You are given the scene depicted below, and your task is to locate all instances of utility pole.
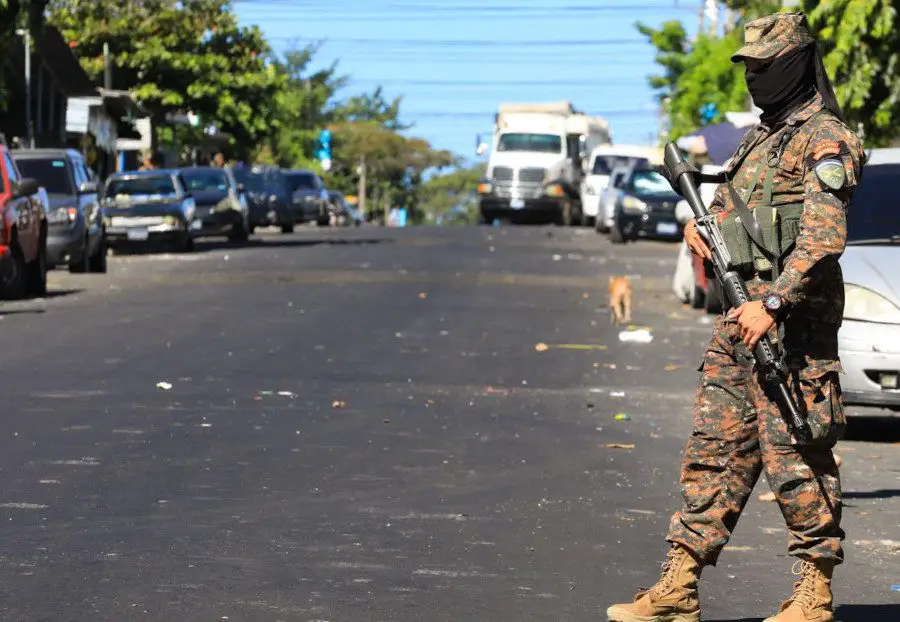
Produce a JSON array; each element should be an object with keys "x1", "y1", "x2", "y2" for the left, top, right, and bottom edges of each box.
[
  {"x1": 103, "y1": 42, "x2": 112, "y2": 89},
  {"x1": 16, "y1": 29, "x2": 34, "y2": 148},
  {"x1": 356, "y1": 156, "x2": 367, "y2": 223}
]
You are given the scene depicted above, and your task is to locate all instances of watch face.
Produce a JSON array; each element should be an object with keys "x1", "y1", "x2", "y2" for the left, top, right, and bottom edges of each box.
[{"x1": 765, "y1": 295, "x2": 781, "y2": 311}]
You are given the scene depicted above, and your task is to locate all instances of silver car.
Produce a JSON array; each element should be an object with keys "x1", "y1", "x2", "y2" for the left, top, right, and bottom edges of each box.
[{"x1": 838, "y1": 147, "x2": 900, "y2": 411}]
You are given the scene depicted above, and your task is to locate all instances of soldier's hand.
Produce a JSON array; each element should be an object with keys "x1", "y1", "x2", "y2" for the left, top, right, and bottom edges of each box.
[
  {"x1": 729, "y1": 300, "x2": 775, "y2": 351},
  {"x1": 684, "y1": 219, "x2": 712, "y2": 261}
]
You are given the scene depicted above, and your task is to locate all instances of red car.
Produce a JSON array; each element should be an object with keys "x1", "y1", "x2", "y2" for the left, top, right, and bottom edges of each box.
[
  {"x1": 690, "y1": 254, "x2": 723, "y2": 314},
  {"x1": 0, "y1": 146, "x2": 48, "y2": 298}
]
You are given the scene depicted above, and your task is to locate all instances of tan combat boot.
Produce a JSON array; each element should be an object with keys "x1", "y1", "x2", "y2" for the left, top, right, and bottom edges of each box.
[
  {"x1": 764, "y1": 559, "x2": 835, "y2": 622},
  {"x1": 606, "y1": 544, "x2": 702, "y2": 622}
]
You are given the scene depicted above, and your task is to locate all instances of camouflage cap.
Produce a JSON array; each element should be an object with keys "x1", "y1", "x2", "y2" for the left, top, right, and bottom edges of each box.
[{"x1": 731, "y1": 12, "x2": 815, "y2": 63}]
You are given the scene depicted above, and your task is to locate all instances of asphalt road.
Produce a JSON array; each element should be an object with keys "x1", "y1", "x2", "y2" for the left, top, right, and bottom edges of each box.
[{"x1": 0, "y1": 225, "x2": 897, "y2": 622}]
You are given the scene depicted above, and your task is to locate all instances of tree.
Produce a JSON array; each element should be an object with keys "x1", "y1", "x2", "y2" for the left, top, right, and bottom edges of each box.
[
  {"x1": 47, "y1": 0, "x2": 282, "y2": 157},
  {"x1": 634, "y1": 20, "x2": 689, "y2": 104},
  {"x1": 808, "y1": 0, "x2": 899, "y2": 146},
  {"x1": 417, "y1": 163, "x2": 485, "y2": 225}
]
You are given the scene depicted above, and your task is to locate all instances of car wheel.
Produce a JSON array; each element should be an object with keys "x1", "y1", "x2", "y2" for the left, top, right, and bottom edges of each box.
[
  {"x1": 609, "y1": 217, "x2": 626, "y2": 244},
  {"x1": 68, "y1": 236, "x2": 89, "y2": 273},
  {"x1": 228, "y1": 220, "x2": 249, "y2": 243},
  {"x1": 281, "y1": 223, "x2": 295, "y2": 234},
  {"x1": 690, "y1": 283, "x2": 706, "y2": 309},
  {"x1": 24, "y1": 238, "x2": 47, "y2": 297},
  {"x1": 248, "y1": 224, "x2": 257, "y2": 235},
  {"x1": 175, "y1": 233, "x2": 194, "y2": 253},
  {"x1": 88, "y1": 232, "x2": 108, "y2": 274}
]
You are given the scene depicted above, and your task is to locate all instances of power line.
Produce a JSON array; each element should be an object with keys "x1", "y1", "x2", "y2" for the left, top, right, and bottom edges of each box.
[
  {"x1": 403, "y1": 110, "x2": 656, "y2": 118},
  {"x1": 264, "y1": 36, "x2": 646, "y2": 47},
  {"x1": 347, "y1": 78, "x2": 645, "y2": 87}
]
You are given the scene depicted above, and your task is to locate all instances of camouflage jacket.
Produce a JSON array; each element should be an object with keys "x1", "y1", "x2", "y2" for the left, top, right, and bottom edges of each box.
[{"x1": 708, "y1": 94, "x2": 864, "y2": 372}]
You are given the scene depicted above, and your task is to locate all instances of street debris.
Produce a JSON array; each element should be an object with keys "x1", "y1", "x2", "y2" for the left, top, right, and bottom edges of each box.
[
  {"x1": 758, "y1": 492, "x2": 777, "y2": 502},
  {"x1": 664, "y1": 364, "x2": 682, "y2": 371},
  {"x1": 534, "y1": 343, "x2": 549, "y2": 352},
  {"x1": 605, "y1": 443, "x2": 635, "y2": 450},
  {"x1": 156, "y1": 381, "x2": 173, "y2": 391},
  {"x1": 536, "y1": 343, "x2": 608, "y2": 351},
  {"x1": 619, "y1": 328, "x2": 653, "y2": 343},
  {"x1": 277, "y1": 391, "x2": 296, "y2": 398},
  {"x1": 332, "y1": 400, "x2": 347, "y2": 409},
  {"x1": 614, "y1": 413, "x2": 632, "y2": 421},
  {"x1": 610, "y1": 391, "x2": 626, "y2": 397},
  {"x1": 483, "y1": 386, "x2": 510, "y2": 395},
  {"x1": 418, "y1": 292, "x2": 428, "y2": 299},
  {"x1": 552, "y1": 254, "x2": 562, "y2": 261}
]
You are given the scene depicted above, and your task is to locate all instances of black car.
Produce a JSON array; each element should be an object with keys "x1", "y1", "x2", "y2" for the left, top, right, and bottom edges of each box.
[
  {"x1": 609, "y1": 165, "x2": 685, "y2": 244},
  {"x1": 12, "y1": 148, "x2": 106, "y2": 272},
  {"x1": 102, "y1": 170, "x2": 197, "y2": 252},
  {"x1": 231, "y1": 165, "x2": 294, "y2": 234},
  {"x1": 283, "y1": 169, "x2": 329, "y2": 226},
  {"x1": 178, "y1": 167, "x2": 250, "y2": 242},
  {"x1": 327, "y1": 191, "x2": 352, "y2": 226}
]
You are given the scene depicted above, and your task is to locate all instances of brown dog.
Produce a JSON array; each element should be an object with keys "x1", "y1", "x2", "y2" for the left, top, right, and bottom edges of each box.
[{"x1": 608, "y1": 275, "x2": 633, "y2": 325}]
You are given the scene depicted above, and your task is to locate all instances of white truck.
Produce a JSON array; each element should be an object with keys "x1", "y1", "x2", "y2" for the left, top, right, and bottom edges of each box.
[{"x1": 476, "y1": 101, "x2": 611, "y2": 226}]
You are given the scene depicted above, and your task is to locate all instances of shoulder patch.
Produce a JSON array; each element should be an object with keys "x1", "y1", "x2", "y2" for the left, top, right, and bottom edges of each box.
[
  {"x1": 814, "y1": 159, "x2": 846, "y2": 190},
  {"x1": 812, "y1": 140, "x2": 841, "y2": 161}
]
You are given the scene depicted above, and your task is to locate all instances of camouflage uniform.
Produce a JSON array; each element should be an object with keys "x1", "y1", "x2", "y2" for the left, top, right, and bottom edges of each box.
[{"x1": 666, "y1": 18, "x2": 864, "y2": 569}]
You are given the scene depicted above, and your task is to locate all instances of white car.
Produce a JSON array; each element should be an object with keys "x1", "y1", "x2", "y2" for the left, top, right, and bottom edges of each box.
[
  {"x1": 581, "y1": 145, "x2": 662, "y2": 228},
  {"x1": 838, "y1": 147, "x2": 900, "y2": 411}
]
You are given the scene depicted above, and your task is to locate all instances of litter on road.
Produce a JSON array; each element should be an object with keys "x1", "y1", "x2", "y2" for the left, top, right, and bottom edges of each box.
[
  {"x1": 156, "y1": 381, "x2": 173, "y2": 391},
  {"x1": 605, "y1": 443, "x2": 636, "y2": 449},
  {"x1": 619, "y1": 328, "x2": 653, "y2": 343},
  {"x1": 614, "y1": 413, "x2": 632, "y2": 421}
]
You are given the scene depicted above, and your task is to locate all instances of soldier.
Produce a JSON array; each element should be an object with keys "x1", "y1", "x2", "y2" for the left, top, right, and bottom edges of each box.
[{"x1": 607, "y1": 12, "x2": 863, "y2": 622}]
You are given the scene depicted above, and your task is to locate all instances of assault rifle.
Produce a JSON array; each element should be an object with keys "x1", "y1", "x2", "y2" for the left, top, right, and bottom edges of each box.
[{"x1": 662, "y1": 142, "x2": 811, "y2": 445}]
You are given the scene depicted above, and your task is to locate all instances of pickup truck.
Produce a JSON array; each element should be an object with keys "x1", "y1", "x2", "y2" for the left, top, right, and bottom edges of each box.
[{"x1": 0, "y1": 145, "x2": 48, "y2": 297}]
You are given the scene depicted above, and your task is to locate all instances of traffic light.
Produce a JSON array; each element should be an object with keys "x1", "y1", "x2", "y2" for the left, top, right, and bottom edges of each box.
[{"x1": 317, "y1": 129, "x2": 332, "y2": 171}]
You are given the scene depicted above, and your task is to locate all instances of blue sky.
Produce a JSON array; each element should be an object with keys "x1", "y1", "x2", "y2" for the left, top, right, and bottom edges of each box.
[{"x1": 233, "y1": 1, "x2": 717, "y2": 166}]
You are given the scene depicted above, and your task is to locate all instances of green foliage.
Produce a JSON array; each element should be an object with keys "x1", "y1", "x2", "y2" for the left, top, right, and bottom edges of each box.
[
  {"x1": 634, "y1": 20, "x2": 689, "y2": 103},
  {"x1": 417, "y1": 163, "x2": 485, "y2": 225},
  {"x1": 47, "y1": 0, "x2": 282, "y2": 157},
  {"x1": 809, "y1": 0, "x2": 900, "y2": 145},
  {"x1": 668, "y1": 31, "x2": 749, "y2": 140}
]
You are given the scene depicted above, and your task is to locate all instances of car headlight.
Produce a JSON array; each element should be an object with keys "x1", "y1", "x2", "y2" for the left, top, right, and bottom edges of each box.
[
  {"x1": 49, "y1": 206, "x2": 77, "y2": 225},
  {"x1": 181, "y1": 197, "x2": 196, "y2": 220},
  {"x1": 621, "y1": 196, "x2": 648, "y2": 214},
  {"x1": 545, "y1": 183, "x2": 565, "y2": 198},
  {"x1": 844, "y1": 284, "x2": 900, "y2": 324},
  {"x1": 163, "y1": 214, "x2": 181, "y2": 227}
]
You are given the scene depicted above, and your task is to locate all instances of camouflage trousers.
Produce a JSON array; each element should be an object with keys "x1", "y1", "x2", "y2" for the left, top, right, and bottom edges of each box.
[{"x1": 666, "y1": 315, "x2": 846, "y2": 567}]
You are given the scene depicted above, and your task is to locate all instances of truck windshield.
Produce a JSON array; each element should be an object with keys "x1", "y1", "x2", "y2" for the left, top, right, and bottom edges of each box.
[
  {"x1": 14, "y1": 158, "x2": 74, "y2": 195},
  {"x1": 497, "y1": 133, "x2": 561, "y2": 154}
]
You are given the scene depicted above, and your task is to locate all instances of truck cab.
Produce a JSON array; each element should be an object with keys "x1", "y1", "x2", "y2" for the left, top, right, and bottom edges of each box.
[{"x1": 477, "y1": 101, "x2": 610, "y2": 226}]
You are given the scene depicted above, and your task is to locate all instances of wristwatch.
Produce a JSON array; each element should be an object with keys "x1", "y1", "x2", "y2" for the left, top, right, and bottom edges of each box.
[{"x1": 763, "y1": 293, "x2": 784, "y2": 318}]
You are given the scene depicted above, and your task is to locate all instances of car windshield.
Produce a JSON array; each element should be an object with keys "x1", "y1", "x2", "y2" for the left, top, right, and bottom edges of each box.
[
  {"x1": 629, "y1": 170, "x2": 679, "y2": 198},
  {"x1": 181, "y1": 169, "x2": 229, "y2": 193},
  {"x1": 847, "y1": 162, "x2": 900, "y2": 244},
  {"x1": 105, "y1": 175, "x2": 178, "y2": 199},
  {"x1": 496, "y1": 133, "x2": 562, "y2": 154},
  {"x1": 287, "y1": 172, "x2": 318, "y2": 191},
  {"x1": 230, "y1": 167, "x2": 265, "y2": 192},
  {"x1": 14, "y1": 157, "x2": 74, "y2": 195},
  {"x1": 592, "y1": 155, "x2": 643, "y2": 176}
]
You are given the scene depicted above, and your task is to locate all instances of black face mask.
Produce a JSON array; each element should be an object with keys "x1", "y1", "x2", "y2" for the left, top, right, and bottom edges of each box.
[{"x1": 745, "y1": 45, "x2": 817, "y2": 126}]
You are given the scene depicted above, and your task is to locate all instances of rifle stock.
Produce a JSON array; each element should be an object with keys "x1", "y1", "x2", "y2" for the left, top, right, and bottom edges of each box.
[{"x1": 662, "y1": 142, "x2": 811, "y2": 444}]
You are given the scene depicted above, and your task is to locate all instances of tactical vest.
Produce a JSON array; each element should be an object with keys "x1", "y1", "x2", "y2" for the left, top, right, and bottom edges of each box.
[{"x1": 718, "y1": 111, "x2": 826, "y2": 280}]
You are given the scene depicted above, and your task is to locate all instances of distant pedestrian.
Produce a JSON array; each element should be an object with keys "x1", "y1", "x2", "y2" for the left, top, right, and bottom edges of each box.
[
  {"x1": 607, "y1": 12, "x2": 863, "y2": 622},
  {"x1": 212, "y1": 152, "x2": 226, "y2": 168}
]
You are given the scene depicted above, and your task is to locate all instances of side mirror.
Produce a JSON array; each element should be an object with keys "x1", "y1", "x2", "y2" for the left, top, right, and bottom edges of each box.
[
  {"x1": 13, "y1": 178, "x2": 39, "y2": 198},
  {"x1": 78, "y1": 180, "x2": 98, "y2": 194}
]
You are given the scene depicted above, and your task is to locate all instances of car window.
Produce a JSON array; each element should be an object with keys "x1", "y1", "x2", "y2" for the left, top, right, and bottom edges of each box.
[
  {"x1": 180, "y1": 169, "x2": 229, "y2": 193},
  {"x1": 231, "y1": 167, "x2": 266, "y2": 193},
  {"x1": 286, "y1": 172, "x2": 319, "y2": 191},
  {"x1": 629, "y1": 170, "x2": 680, "y2": 198},
  {"x1": 593, "y1": 156, "x2": 641, "y2": 176},
  {"x1": 14, "y1": 157, "x2": 74, "y2": 195},
  {"x1": 847, "y1": 162, "x2": 900, "y2": 243},
  {"x1": 5, "y1": 153, "x2": 20, "y2": 186},
  {"x1": 106, "y1": 175, "x2": 178, "y2": 199}
]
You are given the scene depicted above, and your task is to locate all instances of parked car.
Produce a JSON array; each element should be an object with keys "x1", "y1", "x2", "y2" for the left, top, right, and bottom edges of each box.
[
  {"x1": 0, "y1": 145, "x2": 47, "y2": 297},
  {"x1": 231, "y1": 165, "x2": 294, "y2": 234},
  {"x1": 595, "y1": 164, "x2": 636, "y2": 234},
  {"x1": 608, "y1": 163, "x2": 687, "y2": 244},
  {"x1": 178, "y1": 166, "x2": 250, "y2": 242},
  {"x1": 581, "y1": 147, "x2": 661, "y2": 228},
  {"x1": 12, "y1": 148, "x2": 106, "y2": 273},
  {"x1": 102, "y1": 169, "x2": 197, "y2": 252},
  {"x1": 836, "y1": 147, "x2": 900, "y2": 411},
  {"x1": 283, "y1": 169, "x2": 329, "y2": 226}
]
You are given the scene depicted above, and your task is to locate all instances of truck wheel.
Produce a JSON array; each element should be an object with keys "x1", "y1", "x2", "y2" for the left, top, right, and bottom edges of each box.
[
  {"x1": 175, "y1": 233, "x2": 194, "y2": 253},
  {"x1": 24, "y1": 240, "x2": 47, "y2": 297},
  {"x1": 690, "y1": 284, "x2": 706, "y2": 309},
  {"x1": 88, "y1": 232, "x2": 108, "y2": 274},
  {"x1": 280, "y1": 223, "x2": 295, "y2": 234},
  {"x1": 228, "y1": 220, "x2": 249, "y2": 243}
]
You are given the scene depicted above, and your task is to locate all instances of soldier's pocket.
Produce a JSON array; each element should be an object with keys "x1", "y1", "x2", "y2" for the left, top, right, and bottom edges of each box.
[{"x1": 797, "y1": 369, "x2": 846, "y2": 445}]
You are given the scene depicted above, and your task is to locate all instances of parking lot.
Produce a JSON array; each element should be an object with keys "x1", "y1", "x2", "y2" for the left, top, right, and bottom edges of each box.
[{"x1": 0, "y1": 225, "x2": 896, "y2": 621}]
